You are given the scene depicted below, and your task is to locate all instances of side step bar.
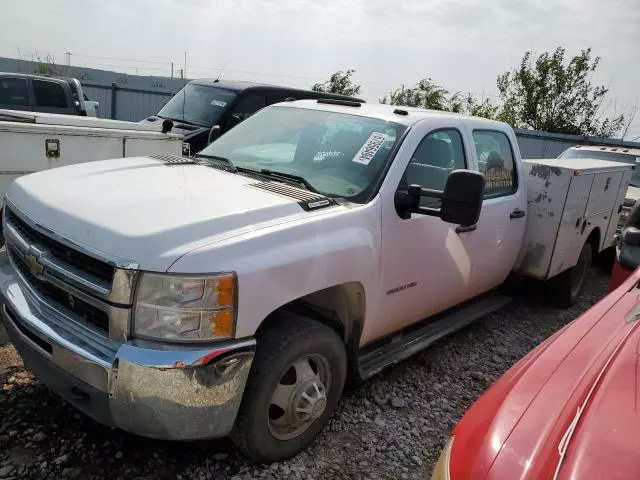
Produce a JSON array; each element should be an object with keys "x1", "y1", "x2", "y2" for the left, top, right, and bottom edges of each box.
[{"x1": 358, "y1": 293, "x2": 511, "y2": 380}]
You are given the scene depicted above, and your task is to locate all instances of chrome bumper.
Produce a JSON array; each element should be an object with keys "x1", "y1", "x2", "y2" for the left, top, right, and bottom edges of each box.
[{"x1": 0, "y1": 258, "x2": 255, "y2": 440}]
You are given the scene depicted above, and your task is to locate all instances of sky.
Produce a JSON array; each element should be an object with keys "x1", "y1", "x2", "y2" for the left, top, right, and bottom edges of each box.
[{"x1": 1, "y1": 0, "x2": 639, "y2": 139}]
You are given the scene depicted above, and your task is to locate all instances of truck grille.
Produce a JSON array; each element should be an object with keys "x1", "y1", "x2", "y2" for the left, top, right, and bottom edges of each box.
[
  {"x1": 10, "y1": 249, "x2": 110, "y2": 332},
  {"x1": 3, "y1": 205, "x2": 136, "y2": 338},
  {"x1": 5, "y1": 208, "x2": 115, "y2": 283}
]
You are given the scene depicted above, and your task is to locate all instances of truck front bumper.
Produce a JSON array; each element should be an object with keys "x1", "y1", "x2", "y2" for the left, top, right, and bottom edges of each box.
[{"x1": 0, "y1": 258, "x2": 255, "y2": 441}]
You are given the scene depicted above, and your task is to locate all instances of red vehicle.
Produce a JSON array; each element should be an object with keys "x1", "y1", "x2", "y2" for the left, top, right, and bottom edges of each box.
[{"x1": 432, "y1": 267, "x2": 640, "y2": 480}]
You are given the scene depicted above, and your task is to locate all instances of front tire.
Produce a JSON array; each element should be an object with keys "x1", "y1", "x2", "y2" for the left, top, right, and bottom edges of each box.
[
  {"x1": 231, "y1": 314, "x2": 347, "y2": 463},
  {"x1": 551, "y1": 241, "x2": 592, "y2": 308}
]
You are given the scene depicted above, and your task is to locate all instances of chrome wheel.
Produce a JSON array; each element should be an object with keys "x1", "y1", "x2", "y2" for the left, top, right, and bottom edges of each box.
[{"x1": 267, "y1": 354, "x2": 332, "y2": 441}]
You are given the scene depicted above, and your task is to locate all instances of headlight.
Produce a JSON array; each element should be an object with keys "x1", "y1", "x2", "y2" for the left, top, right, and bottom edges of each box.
[
  {"x1": 133, "y1": 272, "x2": 236, "y2": 342},
  {"x1": 431, "y1": 436, "x2": 454, "y2": 480}
]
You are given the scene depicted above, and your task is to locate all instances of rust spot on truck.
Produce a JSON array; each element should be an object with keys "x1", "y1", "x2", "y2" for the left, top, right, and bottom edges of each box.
[
  {"x1": 530, "y1": 164, "x2": 562, "y2": 180},
  {"x1": 534, "y1": 190, "x2": 549, "y2": 203}
]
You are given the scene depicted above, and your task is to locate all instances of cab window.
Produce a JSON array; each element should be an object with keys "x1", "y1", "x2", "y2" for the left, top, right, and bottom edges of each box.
[
  {"x1": 32, "y1": 80, "x2": 68, "y2": 109},
  {"x1": 473, "y1": 130, "x2": 517, "y2": 197},
  {"x1": 0, "y1": 78, "x2": 29, "y2": 107},
  {"x1": 401, "y1": 129, "x2": 466, "y2": 207},
  {"x1": 228, "y1": 93, "x2": 267, "y2": 124}
]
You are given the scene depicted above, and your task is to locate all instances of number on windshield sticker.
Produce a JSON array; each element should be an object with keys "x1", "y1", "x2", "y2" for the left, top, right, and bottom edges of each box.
[{"x1": 352, "y1": 132, "x2": 388, "y2": 166}]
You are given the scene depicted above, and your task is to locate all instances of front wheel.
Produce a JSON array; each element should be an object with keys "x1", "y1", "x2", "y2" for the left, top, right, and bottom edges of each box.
[
  {"x1": 231, "y1": 314, "x2": 347, "y2": 463},
  {"x1": 551, "y1": 241, "x2": 592, "y2": 308}
]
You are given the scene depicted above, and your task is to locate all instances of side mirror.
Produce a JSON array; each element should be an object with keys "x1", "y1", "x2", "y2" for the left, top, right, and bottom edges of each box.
[
  {"x1": 396, "y1": 170, "x2": 485, "y2": 226},
  {"x1": 208, "y1": 124, "x2": 222, "y2": 144},
  {"x1": 619, "y1": 226, "x2": 640, "y2": 271},
  {"x1": 622, "y1": 227, "x2": 640, "y2": 246},
  {"x1": 440, "y1": 170, "x2": 485, "y2": 226},
  {"x1": 228, "y1": 114, "x2": 243, "y2": 129},
  {"x1": 161, "y1": 119, "x2": 174, "y2": 134}
]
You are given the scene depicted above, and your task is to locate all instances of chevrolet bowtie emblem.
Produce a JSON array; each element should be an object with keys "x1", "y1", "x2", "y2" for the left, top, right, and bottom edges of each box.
[{"x1": 25, "y1": 250, "x2": 45, "y2": 278}]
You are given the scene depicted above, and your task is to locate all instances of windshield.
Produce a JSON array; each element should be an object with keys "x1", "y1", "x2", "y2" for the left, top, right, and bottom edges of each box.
[
  {"x1": 157, "y1": 83, "x2": 237, "y2": 127},
  {"x1": 560, "y1": 149, "x2": 640, "y2": 187},
  {"x1": 198, "y1": 106, "x2": 407, "y2": 200}
]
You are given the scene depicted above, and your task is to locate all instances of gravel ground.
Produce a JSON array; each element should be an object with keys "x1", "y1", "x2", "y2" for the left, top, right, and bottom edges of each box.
[{"x1": 0, "y1": 270, "x2": 608, "y2": 480}]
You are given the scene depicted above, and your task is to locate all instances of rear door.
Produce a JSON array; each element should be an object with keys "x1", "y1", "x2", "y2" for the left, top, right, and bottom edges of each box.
[{"x1": 465, "y1": 128, "x2": 527, "y2": 294}]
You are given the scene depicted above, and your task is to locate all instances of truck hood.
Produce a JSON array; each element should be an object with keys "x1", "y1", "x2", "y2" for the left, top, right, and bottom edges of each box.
[
  {"x1": 6, "y1": 156, "x2": 315, "y2": 271},
  {"x1": 449, "y1": 269, "x2": 640, "y2": 479}
]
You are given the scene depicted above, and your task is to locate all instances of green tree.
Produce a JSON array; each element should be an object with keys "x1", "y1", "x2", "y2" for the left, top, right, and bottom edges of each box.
[
  {"x1": 380, "y1": 78, "x2": 448, "y2": 110},
  {"x1": 380, "y1": 78, "x2": 498, "y2": 119},
  {"x1": 312, "y1": 69, "x2": 362, "y2": 97},
  {"x1": 496, "y1": 47, "x2": 624, "y2": 137},
  {"x1": 30, "y1": 54, "x2": 65, "y2": 76}
]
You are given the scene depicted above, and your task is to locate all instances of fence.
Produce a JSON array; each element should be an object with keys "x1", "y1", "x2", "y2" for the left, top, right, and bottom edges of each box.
[
  {"x1": 514, "y1": 129, "x2": 640, "y2": 159},
  {"x1": 82, "y1": 83, "x2": 177, "y2": 122}
]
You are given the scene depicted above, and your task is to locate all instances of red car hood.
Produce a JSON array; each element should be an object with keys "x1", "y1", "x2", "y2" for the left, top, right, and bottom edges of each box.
[{"x1": 450, "y1": 270, "x2": 640, "y2": 480}]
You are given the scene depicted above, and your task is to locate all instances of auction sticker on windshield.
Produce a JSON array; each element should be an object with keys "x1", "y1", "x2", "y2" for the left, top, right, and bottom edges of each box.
[{"x1": 352, "y1": 132, "x2": 388, "y2": 166}]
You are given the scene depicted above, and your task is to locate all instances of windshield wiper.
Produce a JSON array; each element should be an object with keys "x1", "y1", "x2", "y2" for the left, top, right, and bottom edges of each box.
[
  {"x1": 194, "y1": 154, "x2": 238, "y2": 172},
  {"x1": 248, "y1": 168, "x2": 318, "y2": 193}
]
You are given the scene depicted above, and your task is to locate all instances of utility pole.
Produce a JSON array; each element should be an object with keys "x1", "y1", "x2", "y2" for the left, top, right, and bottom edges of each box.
[
  {"x1": 171, "y1": 62, "x2": 174, "y2": 79},
  {"x1": 180, "y1": 68, "x2": 184, "y2": 80},
  {"x1": 184, "y1": 51, "x2": 187, "y2": 79},
  {"x1": 66, "y1": 51, "x2": 71, "y2": 66}
]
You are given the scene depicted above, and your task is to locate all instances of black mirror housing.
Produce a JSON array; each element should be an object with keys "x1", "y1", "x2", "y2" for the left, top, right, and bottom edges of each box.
[
  {"x1": 619, "y1": 226, "x2": 640, "y2": 271},
  {"x1": 397, "y1": 170, "x2": 485, "y2": 226},
  {"x1": 228, "y1": 114, "x2": 243, "y2": 129},
  {"x1": 621, "y1": 226, "x2": 640, "y2": 246},
  {"x1": 208, "y1": 125, "x2": 222, "y2": 144},
  {"x1": 440, "y1": 170, "x2": 485, "y2": 226},
  {"x1": 161, "y1": 119, "x2": 174, "y2": 134}
]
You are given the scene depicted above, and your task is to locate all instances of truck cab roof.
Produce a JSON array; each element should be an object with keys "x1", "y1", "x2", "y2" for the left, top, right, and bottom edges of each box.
[
  {"x1": 278, "y1": 99, "x2": 511, "y2": 130},
  {"x1": 188, "y1": 78, "x2": 366, "y2": 103}
]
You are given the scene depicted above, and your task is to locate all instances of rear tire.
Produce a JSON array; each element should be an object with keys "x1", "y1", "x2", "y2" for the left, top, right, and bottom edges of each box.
[
  {"x1": 551, "y1": 241, "x2": 592, "y2": 308},
  {"x1": 231, "y1": 314, "x2": 347, "y2": 463}
]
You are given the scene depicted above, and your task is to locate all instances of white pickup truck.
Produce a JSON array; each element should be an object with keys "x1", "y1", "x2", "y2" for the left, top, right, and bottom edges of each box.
[{"x1": 0, "y1": 100, "x2": 631, "y2": 462}]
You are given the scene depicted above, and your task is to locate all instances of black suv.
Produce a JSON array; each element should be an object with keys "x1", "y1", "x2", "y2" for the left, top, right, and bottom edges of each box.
[{"x1": 141, "y1": 79, "x2": 365, "y2": 155}]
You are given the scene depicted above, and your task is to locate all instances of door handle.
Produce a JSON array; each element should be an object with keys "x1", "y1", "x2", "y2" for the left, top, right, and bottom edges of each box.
[
  {"x1": 510, "y1": 208, "x2": 526, "y2": 219},
  {"x1": 456, "y1": 224, "x2": 477, "y2": 234}
]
